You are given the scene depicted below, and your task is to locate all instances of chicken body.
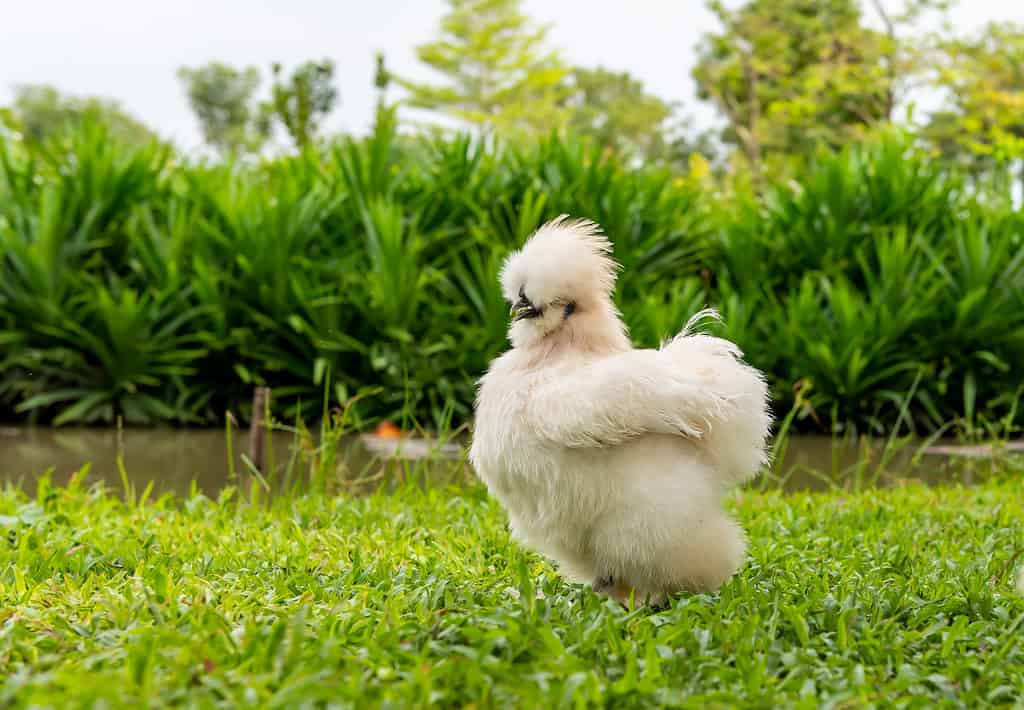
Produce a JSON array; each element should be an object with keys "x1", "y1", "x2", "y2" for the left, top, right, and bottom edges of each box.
[{"x1": 469, "y1": 217, "x2": 771, "y2": 604}]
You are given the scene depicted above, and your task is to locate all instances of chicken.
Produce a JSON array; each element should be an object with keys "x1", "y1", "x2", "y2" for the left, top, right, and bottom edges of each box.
[{"x1": 469, "y1": 216, "x2": 772, "y2": 605}]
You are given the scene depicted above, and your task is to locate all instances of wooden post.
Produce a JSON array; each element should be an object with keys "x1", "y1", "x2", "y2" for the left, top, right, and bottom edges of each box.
[{"x1": 249, "y1": 386, "x2": 270, "y2": 474}]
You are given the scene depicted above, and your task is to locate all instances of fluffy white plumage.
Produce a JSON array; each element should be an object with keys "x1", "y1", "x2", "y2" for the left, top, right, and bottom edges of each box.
[{"x1": 470, "y1": 216, "x2": 773, "y2": 605}]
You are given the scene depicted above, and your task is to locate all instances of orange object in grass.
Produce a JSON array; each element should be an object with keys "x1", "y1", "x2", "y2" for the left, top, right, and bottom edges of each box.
[{"x1": 374, "y1": 420, "x2": 402, "y2": 439}]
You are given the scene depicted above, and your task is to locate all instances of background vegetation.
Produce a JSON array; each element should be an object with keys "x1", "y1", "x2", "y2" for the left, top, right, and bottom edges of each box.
[
  {"x1": 1, "y1": 115, "x2": 1021, "y2": 434},
  {"x1": 1, "y1": 0, "x2": 1022, "y2": 435}
]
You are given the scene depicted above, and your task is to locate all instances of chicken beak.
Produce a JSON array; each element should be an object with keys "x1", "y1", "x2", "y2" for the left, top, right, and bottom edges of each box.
[{"x1": 510, "y1": 296, "x2": 540, "y2": 321}]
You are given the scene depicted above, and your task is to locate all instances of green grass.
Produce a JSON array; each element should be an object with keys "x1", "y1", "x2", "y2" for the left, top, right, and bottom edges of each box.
[{"x1": 2, "y1": 467, "x2": 1023, "y2": 708}]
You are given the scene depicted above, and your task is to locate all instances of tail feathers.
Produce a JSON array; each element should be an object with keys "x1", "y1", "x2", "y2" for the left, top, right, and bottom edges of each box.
[
  {"x1": 680, "y1": 308, "x2": 722, "y2": 337},
  {"x1": 662, "y1": 311, "x2": 772, "y2": 485}
]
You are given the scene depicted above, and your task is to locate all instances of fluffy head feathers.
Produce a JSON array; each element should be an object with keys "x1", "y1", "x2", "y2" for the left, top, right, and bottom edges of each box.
[{"x1": 500, "y1": 216, "x2": 619, "y2": 309}]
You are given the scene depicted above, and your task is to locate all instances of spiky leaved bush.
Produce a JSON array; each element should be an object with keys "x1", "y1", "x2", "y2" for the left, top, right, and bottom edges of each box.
[{"x1": 1, "y1": 119, "x2": 1021, "y2": 433}]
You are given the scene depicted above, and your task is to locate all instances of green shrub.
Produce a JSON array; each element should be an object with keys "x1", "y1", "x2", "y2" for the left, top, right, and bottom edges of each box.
[{"x1": 1, "y1": 119, "x2": 1021, "y2": 434}]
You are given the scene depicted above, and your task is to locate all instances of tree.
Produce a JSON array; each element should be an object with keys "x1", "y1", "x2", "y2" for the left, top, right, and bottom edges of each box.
[
  {"x1": 864, "y1": 0, "x2": 955, "y2": 120},
  {"x1": 659, "y1": 119, "x2": 722, "y2": 173},
  {"x1": 925, "y1": 23, "x2": 1024, "y2": 181},
  {"x1": 264, "y1": 60, "x2": 338, "y2": 149},
  {"x1": 692, "y1": 0, "x2": 943, "y2": 176},
  {"x1": 564, "y1": 67, "x2": 675, "y2": 162},
  {"x1": 177, "y1": 63, "x2": 265, "y2": 155},
  {"x1": 400, "y1": 0, "x2": 569, "y2": 136},
  {"x1": 374, "y1": 51, "x2": 391, "y2": 112},
  {"x1": 9, "y1": 84, "x2": 158, "y2": 147}
]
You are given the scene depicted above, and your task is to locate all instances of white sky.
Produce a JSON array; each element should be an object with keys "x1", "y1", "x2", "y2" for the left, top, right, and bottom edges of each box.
[{"x1": 2, "y1": 1, "x2": 1022, "y2": 152}]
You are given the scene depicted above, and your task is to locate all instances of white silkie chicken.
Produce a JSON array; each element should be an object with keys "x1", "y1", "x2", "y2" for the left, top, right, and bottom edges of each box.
[{"x1": 470, "y1": 217, "x2": 772, "y2": 605}]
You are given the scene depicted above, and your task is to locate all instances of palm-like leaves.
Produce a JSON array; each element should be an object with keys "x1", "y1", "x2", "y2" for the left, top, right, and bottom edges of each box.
[{"x1": 0, "y1": 120, "x2": 1021, "y2": 433}]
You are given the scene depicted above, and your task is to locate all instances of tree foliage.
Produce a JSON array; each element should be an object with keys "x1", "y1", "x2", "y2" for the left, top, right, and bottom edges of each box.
[
  {"x1": 177, "y1": 63, "x2": 266, "y2": 156},
  {"x1": 925, "y1": 22, "x2": 1024, "y2": 174},
  {"x1": 400, "y1": 0, "x2": 569, "y2": 136},
  {"x1": 374, "y1": 52, "x2": 392, "y2": 111},
  {"x1": 265, "y1": 60, "x2": 339, "y2": 149},
  {"x1": 692, "y1": 0, "x2": 945, "y2": 175},
  {"x1": 7, "y1": 84, "x2": 157, "y2": 148},
  {"x1": 564, "y1": 67, "x2": 675, "y2": 161}
]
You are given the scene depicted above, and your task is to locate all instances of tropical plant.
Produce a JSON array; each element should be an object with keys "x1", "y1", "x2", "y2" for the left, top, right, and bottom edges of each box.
[{"x1": 1, "y1": 118, "x2": 1021, "y2": 435}]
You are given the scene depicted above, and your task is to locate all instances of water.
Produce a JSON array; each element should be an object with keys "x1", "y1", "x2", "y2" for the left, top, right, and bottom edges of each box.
[
  {"x1": 768, "y1": 434, "x2": 1010, "y2": 490},
  {"x1": 0, "y1": 426, "x2": 472, "y2": 496},
  {"x1": 0, "y1": 427, "x2": 278, "y2": 495},
  {"x1": 0, "y1": 426, "x2": 1016, "y2": 496}
]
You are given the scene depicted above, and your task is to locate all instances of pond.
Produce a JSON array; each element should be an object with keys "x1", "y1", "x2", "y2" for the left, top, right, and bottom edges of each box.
[
  {"x1": 0, "y1": 426, "x2": 1018, "y2": 496},
  {"x1": 0, "y1": 426, "x2": 470, "y2": 496}
]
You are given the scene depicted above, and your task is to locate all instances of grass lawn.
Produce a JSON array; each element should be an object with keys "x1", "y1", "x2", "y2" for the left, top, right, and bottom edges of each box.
[{"x1": 1, "y1": 469, "x2": 1022, "y2": 708}]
